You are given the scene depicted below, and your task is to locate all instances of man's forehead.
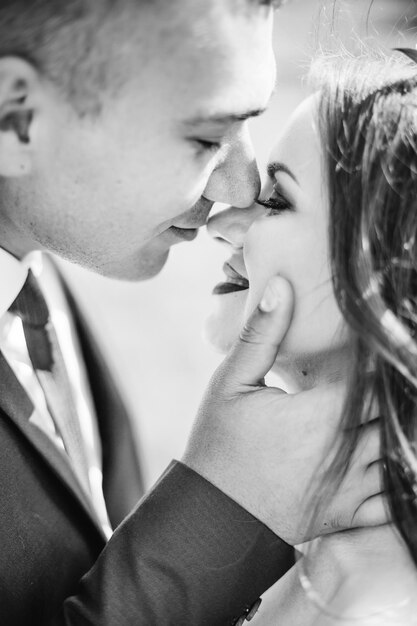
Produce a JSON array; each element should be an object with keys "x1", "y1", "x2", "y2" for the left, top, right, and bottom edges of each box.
[
  {"x1": 139, "y1": 0, "x2": 286, "y2": 32},
  {"x1": 178, "y1": 61, "x2": 274, "y2": 127},
  {"x1": 118, "y1": 0, "x2": 276, "y2": 115}
]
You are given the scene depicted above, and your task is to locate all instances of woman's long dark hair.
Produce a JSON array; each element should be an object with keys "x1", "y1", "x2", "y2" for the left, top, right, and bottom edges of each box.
[{"x1": 314, "y1": 54, "x2": 417, "y2": 565}]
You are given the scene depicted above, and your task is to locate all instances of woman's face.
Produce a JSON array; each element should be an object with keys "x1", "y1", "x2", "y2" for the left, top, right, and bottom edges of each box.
[{"x1": 205, "y1": 95, "x2": 349, "y2": 378}]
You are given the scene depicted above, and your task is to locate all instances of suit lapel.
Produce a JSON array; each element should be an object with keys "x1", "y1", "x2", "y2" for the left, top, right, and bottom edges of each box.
[
  {"x1": 0, "y1": 351, "x2": 106, "y2": 541},
  {"x1": 60, "y1": 274, "x2": 145, "y2": 528}
]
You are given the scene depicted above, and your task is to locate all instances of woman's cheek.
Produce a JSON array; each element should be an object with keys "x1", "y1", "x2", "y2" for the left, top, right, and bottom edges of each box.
[
  {"x1": 243, "y1": 222, "x2": 290, "y2": 317},
  {"x1": 244, "y1": 222, "x2": 345, "y2": 357},
  {"x1": 244, "y1": 223, "x2": 309, "y2": 318}
]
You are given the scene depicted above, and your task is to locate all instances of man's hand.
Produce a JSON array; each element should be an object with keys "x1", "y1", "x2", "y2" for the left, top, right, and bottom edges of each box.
[{"x1": 182, "y1": 276, "x2": 387, "y2": 545}]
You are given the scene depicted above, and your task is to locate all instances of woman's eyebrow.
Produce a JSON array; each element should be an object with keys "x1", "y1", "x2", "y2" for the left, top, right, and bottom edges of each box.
[{"x1": 267, "y1": 161, "x2": 299, "y2": 185}]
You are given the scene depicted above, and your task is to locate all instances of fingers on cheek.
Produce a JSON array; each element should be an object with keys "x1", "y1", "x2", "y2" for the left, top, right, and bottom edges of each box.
[
  {"x1": 352, "y1": 494, "x2": 390, "y2": 527},
  {"x1": 351, "y1": 424, "x2": 381, "y2": 469},
  {"x1": 362, "y1": 461, "x2": 385, "y2": 498}
]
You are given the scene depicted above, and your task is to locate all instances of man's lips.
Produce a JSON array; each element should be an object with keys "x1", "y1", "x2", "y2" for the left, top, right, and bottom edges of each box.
[
  {"x1": 169, "y1": 197, "x2": 214, "y2": 240},
  {"x1": 213, "y1": 261, "x2": 249, "y2": 295},
  {"x1": 169, "y1": 226, "x2": 199, "y2": 241}
]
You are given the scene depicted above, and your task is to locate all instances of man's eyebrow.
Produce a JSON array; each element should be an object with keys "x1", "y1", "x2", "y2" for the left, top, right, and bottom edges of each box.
[
  {"x1": 185, "y1": 108, "x2": 266, "y2": 126},
  {"x1": 258, "y1": 0, "x2": 289, "y2": 8},
  {"x1": 267, "y1": 161, "x2": 299, "y2": 184}
]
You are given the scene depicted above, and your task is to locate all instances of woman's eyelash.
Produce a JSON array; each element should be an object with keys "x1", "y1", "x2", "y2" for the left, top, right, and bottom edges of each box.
[{"x1": 258, "y1": 188, "x2": 294, "y2": 216}]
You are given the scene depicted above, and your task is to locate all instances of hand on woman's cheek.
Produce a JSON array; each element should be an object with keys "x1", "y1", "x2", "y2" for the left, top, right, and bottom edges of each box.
[
  {"x1": 243, "y1": 190, "x2": 345, "y2": 364},
  {"x1": 206, "y1": 96, "x2": 350, "y2": 388}
]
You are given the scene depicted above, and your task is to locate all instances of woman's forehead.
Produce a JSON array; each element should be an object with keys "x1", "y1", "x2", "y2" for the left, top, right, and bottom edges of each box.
[{"x1": 268, "y1": 95, "x2": 322, "y2": 182}]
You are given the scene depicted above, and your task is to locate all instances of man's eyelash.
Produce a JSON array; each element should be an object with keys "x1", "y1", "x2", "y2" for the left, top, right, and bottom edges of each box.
[
  {"x1": 260, "y1": 0, "x2": 288, "y2": 9},
  {"x1": 198, "y1": 139, "x2": 221, "y2": 150},
  {"x1": 193, "y1": 139, "x2": 222, "y2": 155}
]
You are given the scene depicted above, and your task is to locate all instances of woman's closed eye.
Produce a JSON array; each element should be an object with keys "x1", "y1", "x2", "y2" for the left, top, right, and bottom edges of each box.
[{"x1": 257, "y1": 186, "x2": 294, "y2": 216}]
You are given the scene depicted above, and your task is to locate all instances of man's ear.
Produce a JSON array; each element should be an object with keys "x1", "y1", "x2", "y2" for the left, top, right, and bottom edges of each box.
[{"x1": 0, "y1": 56, "x2": 43, "y2": 178}]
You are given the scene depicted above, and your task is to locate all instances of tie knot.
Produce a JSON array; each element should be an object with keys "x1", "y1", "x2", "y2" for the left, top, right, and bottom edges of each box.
[{"x1": 9, "y1": 270, "x2": 50, "y2": 328}]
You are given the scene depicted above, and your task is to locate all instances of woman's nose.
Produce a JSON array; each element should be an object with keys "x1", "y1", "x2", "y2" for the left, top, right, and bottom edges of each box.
[{"x1": 207, "y1": 204, "x2": 263, "y2": 248}]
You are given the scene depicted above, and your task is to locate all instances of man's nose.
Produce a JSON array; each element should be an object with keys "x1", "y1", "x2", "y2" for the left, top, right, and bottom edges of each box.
[
  {"x1": 203, "y1": 125, "x2": 261, "y2": 208},
  {"x1": 207, "y1": 204, "x2": 263, "y2": 248}
]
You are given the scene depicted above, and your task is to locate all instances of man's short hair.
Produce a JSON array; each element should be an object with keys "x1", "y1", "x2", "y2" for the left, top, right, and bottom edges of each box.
[
  {"x1": 0, "y1": 0, "x2": 302, "y2": 115},
  {"x1": 0, "y1": 0, "x2": 135, "y2": 116}
]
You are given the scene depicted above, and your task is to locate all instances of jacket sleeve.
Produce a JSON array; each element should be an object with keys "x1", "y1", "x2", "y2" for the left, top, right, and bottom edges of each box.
[{"x1": 52, "y1": 461, "x2": 294, "y2": 626}]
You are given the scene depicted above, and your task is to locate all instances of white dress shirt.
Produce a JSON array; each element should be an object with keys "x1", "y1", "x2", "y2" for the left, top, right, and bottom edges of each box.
[{"x1": 0, "y1": 247, "x2": 112, "y2": 538}]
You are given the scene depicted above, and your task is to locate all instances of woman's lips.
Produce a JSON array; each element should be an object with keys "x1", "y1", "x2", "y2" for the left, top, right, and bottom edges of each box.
[{"x1": 213, "y1": 262, "x2": 249, "y2": 295}]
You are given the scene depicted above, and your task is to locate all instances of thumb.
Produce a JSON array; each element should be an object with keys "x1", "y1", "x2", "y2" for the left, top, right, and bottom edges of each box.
[{"x1": 225, "y1": 275, "x2": 294, "y2": 388}]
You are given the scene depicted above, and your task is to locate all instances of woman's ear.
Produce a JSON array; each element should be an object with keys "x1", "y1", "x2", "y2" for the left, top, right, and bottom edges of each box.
[{"x1": 0, "y1": 56, "x2": 43, "y2": 178}]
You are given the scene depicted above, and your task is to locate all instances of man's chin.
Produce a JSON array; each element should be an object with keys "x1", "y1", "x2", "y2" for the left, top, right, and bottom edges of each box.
[
  {"x1": 203, "y1": 311, "x2": 240, "y2": 355},
  {"x1": 100, "y1": 248, "x2": 170, "y2": 282},
  {"x1": 204, "y1": 290, "x2": 247, "y2": 353}
]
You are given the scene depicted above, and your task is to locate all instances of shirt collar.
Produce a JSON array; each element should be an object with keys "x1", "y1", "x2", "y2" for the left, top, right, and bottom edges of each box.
[{"x1": 0, "y1": 247, "x2": 30, "y2": 319}]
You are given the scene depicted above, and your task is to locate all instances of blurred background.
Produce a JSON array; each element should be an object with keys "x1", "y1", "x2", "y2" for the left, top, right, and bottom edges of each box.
[{"x1": 59, "y1": 0, "x2": 417, "y2": 487}]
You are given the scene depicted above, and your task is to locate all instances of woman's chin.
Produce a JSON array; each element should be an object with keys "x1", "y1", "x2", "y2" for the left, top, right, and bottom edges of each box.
[{"x1": 203, "y1": 290, "x2": 248, "y2": 354}]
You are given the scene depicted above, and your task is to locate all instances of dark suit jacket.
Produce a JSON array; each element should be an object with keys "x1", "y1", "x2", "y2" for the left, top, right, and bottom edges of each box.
[{"x1": 0, "y1": 270, "x2": 294, "y2": 625}]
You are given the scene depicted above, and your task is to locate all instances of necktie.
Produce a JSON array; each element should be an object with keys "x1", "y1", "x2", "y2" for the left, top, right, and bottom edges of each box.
[
  {"x1": 9, "y1": 270, "x2": 91, "y2": 495},
  {"x1": 9, "y1": 270, "x2": 52, "y2": 370}
]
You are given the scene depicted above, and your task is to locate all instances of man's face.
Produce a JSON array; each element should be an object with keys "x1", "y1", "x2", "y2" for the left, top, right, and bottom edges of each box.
[{"x1": 8, "y1": 0, "x2": 276, "y2": 279}]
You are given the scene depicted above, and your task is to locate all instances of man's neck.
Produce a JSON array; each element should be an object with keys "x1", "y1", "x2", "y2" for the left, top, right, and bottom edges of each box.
[{"x1": 0, "y1": 224, "x2": 39, "y2": 260}]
